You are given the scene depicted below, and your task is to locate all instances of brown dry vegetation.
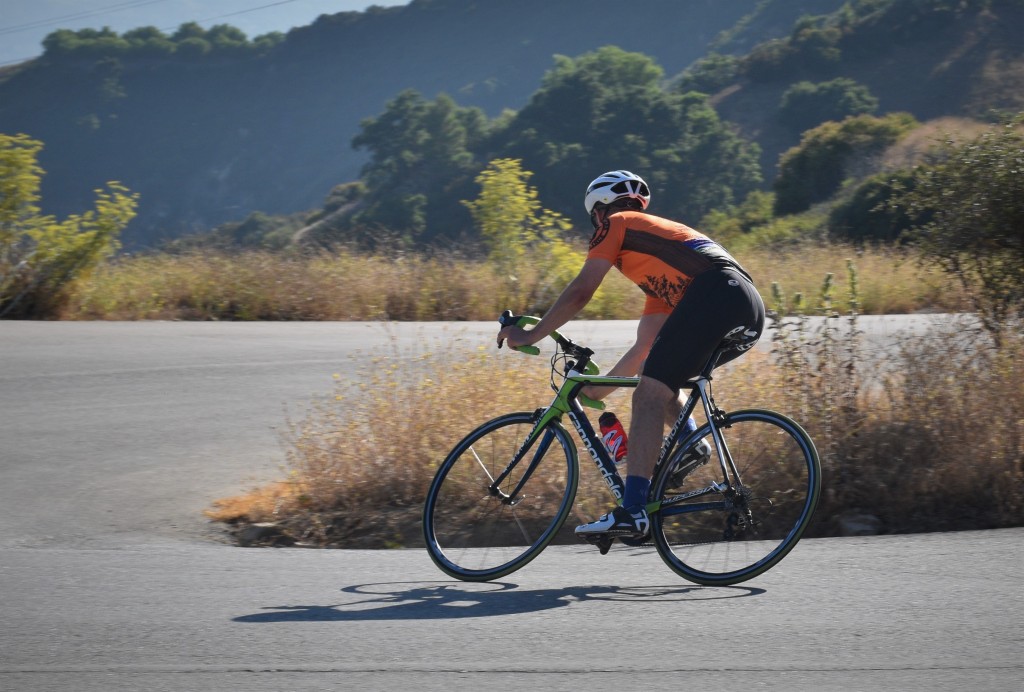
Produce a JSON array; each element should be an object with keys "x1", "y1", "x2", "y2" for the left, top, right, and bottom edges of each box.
[
  {"x1": 64, "y1": 243, "x2": 967, "y2": 321},
  {"x1": 878, "y1": 117, "x2": 995, "y2": 171},
  {"x1": 206, "y1": 311, "x2": 1023, "y2": 548}
]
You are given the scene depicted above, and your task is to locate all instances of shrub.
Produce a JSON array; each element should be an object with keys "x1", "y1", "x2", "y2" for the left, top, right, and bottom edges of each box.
[
  {"x1": 827, "y1": 170, "x2": 920, "y2": 243},
  {"x1": 778, "y1": 78, "x2": 879, "y2": 134},
  {"x1": 674, "y1": 53, "x2": 740, "y2": 94},
  {"x1": 774, "y1": 113, "x2": 918, "y2": 216},
  {"x1": 892, "y1": 115, "x2": 1024, "y2": 342},
  {"x1": 0, "y1": 134, "x2": 137, "y2": 318}
]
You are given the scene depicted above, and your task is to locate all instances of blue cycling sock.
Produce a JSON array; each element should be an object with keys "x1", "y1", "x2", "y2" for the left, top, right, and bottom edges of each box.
[{"x1": 624, "y1": 475, "x2": 651, "y2": 511}]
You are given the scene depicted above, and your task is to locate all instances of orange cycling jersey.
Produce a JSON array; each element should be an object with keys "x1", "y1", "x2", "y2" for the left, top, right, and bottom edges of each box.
[{"x1": 586, "y1": 210, "x2": 749, "y2": 315}]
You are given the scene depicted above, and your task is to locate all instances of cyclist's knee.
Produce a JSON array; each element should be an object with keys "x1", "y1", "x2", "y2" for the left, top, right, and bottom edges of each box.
[{"x1": 632, "y1": 376, "x2": 674, "y2": 408}]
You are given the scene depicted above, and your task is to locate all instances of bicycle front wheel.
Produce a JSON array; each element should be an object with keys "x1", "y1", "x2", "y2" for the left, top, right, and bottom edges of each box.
[
  {"x1": 652, "y1": 409, "x2": 820, "y2": 586},
  {"x1": 423, "y1": 411, "x2": 579, "y2": 581}
]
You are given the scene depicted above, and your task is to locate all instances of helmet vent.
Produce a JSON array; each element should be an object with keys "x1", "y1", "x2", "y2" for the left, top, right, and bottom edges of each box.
[{"x1": 584, "y1": 170, "x2": 651, "y2": 214}]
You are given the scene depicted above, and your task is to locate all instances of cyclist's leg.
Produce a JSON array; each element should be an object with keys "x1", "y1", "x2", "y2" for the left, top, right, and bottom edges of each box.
[
  {"x1": 577, "y1": 268, "x2": 765, "y2": 540},
  {"x1": 644, "y1": 267, "x2": 766, "y2": 489},
  {"x1": 627, "y1": 376, "x2": 674, "y2": 478}
]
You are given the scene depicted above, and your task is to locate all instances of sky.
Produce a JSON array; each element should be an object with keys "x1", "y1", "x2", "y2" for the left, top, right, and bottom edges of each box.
[{"x1": 0, "y1": 0, "x2": 410, "y2": 66}]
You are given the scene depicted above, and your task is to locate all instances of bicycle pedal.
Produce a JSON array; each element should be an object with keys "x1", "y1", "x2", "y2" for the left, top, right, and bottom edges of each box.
[
  {"x1": 578, "y1": 533, "x2": 614, "y2": 554},
  {"x1": 595, "y1": 537, "x2": 615, "y2": 555}
]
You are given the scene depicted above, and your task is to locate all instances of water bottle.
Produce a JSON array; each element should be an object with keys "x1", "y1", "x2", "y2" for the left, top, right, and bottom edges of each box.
[{"x1": 599, "y1": 411, "x2": 628, "y2": 464}]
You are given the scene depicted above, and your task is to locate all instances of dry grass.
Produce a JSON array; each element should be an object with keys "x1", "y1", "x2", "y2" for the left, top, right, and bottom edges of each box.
[
  {"x1": 737, "y1": 244, "x2": 969, "y2": 315},
  {"x1": 729, "y1": 324, "x2": 1023, "y2": 536},
  {"x1": 879, "y1": 116, "x2": 994, "y2": 171},
  {"x1": 65, "y1": 243, "x2": 968, "y2": 321},
  {"x1": 66, "y1": 250, "x2": 506, "y2": 321}
]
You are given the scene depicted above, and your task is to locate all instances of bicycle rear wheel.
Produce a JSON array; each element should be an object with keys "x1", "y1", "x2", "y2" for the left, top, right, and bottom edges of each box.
[
  {"x1": 423, "y1": 411, "x2": 578, "y2": 581},
  {"x1": 652, "y1": 409, "x2": 820, "y2": 585}
]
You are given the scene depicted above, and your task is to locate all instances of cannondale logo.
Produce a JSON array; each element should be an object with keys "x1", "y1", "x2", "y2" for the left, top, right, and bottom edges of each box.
[{"x1": 569, "y1": 413, "x2": 622, "y2": 500}]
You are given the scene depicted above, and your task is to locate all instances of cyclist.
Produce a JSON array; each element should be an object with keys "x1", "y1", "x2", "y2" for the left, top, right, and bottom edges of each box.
[{"x1": 497, "y1": 170, "x2": 765, "y2": 539}]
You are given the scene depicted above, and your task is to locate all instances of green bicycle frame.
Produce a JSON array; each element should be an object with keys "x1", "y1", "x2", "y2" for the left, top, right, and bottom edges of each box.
[{"x1": 494, "y1": 313, "x2": 743, "y2": 518}]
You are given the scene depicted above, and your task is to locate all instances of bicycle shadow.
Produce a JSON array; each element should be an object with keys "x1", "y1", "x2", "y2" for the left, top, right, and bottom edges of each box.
[{"x1": 233, "y1": 581, "x2": 765, "y2": 623}]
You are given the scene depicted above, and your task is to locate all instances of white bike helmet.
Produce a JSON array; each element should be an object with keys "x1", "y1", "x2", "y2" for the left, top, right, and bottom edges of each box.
[{"x1": 584, "y1": 170, "x2": 651, "y2": 215}]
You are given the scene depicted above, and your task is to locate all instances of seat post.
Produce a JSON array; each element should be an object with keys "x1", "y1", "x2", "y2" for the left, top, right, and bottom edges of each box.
[{"x1": 699, "y1": 344, "x2": 728, "y2": 379}]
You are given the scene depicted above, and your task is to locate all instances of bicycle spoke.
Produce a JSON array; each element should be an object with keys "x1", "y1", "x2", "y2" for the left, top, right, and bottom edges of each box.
[
  {"x1": 466, "y1": 443, "x2": 498, "y2": 484},
  {"x1": 652, "y1": 410, "x2": 820, "y2": 585},
  {"x1": 510, "y1": 507, "x2": 534, "y2": 544},
  {"x1": 423, "y1": 413, "x2": 578, "y2": 581}
]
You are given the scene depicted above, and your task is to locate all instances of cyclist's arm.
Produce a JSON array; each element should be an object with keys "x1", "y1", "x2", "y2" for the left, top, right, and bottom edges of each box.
[
  {"x1": 581, "y1": 311, "x2": 667, "y2": 401},
  {"x1": 498, "y1": 258, "x2": 612, "y2": 349}
]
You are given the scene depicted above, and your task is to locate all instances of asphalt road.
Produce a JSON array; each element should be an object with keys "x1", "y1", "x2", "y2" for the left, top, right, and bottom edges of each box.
[{"x1": 1, "y1": 319, "x2": 1020, "y2": 691}]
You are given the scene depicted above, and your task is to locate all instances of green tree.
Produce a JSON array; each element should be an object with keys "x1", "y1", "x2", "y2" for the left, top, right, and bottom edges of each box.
[
  {"x1": 42, "y1": 27, "x2": 130, "y2": 59},
  {"x1": 171, "y1": 22, "x2": 207, "y2": 41},
  {"x1": 352, "y1": 90, "x2": 487, "y2": 242},
  {"x1": 827, "y1": 170, "x2": 919, "y2": 244},
  {"x1": 462, "y1": 158, "x2": 539, "y2": 265},
  {"x1": 0, "y1": 134, "x2": 138, "y2": 318},
  {"x1": 253, "y1": 32, "x2": 285, "y2": 52},
  {"x1": 206, "y1": 25, "x2": 250, "y2": 52},
  {"x1": 700, "y1": 190, "x2": 775, "y2": 245},
  {"x1": 462, "y1": 158, "x2": 586, "y2": 311},
  {"x1": 790, "y1": 18, "x2": 842, "y2": 64},
  {"x1": 779, "y1": 78, "x2": 879, "y2": 134},
  {"x1": 176, "y1": 37, "x2": 212, "y2": 58},
  {"x1": 41, "y1": 29, "x2": 81, "y2": 56},
  {"x1": 122, "y1": 26, "x2": 175, "y2": 57},
  {"x1": 741, "y1": 16, "x2": 842, "y2": 82},
  {"x1": 494, "y1": 47, "x2": 762, "y2": 223},
  {"x1": 774, "y1": 113, "x2": 918, "y2": 215},
  {"x1": 893, "y1": 116, "x2": 1024, "y2": 339},
  {"x1": 674, "y1": 53, "x2": 740, "y2": 95}
]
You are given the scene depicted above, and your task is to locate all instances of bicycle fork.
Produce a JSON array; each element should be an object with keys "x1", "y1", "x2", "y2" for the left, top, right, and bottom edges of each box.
[{"x1": 487, "y1": 431, "x2": 556, "y2": 505}]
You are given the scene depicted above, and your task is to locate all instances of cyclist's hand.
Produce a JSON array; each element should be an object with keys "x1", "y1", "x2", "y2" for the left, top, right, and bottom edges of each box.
[{"x1": 497, "y1": 325, "x2": 532, "y2": 349}]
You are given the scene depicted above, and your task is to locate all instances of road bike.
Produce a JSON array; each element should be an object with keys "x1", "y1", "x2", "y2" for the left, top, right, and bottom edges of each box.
[{"x1": 422, "y1": 311, "x2": 821, "y2": 585}]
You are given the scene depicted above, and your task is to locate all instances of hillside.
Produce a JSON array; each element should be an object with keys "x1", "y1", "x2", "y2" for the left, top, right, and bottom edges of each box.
[
  {"x1": 2, "y1": 0, "x2": 1021, "y2": 249},
  {"x1": 0, "y1": 0, "x2": 781, "y2": 248},
  {"x1": 711, "y1": 0, "x2": 1024, "y2": 175}
]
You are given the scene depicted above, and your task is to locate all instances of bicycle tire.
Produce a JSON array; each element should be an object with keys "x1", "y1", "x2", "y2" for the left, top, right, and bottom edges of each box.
[
  {"x1": 651, "y1": 409, "x2": 821, "y2": 586},
  {"x1": 423, "y1": 411, "x2": 579, "y2": 581}
]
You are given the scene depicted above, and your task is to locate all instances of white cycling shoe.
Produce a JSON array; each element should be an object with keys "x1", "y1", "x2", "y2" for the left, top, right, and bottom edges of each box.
[{"x1": 575, "y1": 505, "x2": 650, "y2": 538}]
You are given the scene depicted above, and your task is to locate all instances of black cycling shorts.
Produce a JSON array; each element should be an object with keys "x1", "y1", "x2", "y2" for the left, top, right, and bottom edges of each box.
[{"x1": 642, "y1": 266, "x2": 765, "y2": 391}]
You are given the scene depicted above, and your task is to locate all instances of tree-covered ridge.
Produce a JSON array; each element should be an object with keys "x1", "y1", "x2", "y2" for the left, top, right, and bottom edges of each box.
[
  {"x1": 1, "y1": 0, "x2": 1021, "y2": 248},
  {"x1": 707, "y1": 0, "x2": 1024, "y2": 170},
  {"x1": 726, "y1": 0, "x2": 1024, "y2": 86},
  {"x1": 0, "y1": 0, "x2": 773, "y2": 247},
  {"x1": 40, "y1": 23, "x2": 285, "y2": 60}
]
